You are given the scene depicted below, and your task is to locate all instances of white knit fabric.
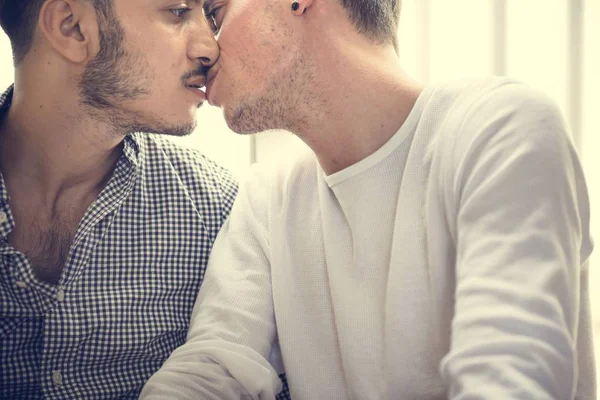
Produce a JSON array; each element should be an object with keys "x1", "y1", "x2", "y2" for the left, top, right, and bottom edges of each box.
[{"x1": 141, "y1": 78, "x2": 595, "y2": 400}]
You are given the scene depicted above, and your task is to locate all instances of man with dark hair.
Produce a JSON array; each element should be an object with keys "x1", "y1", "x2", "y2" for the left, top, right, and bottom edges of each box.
[
  {"x1": 142, "y1": 0, "x2": 595, "y2": 398},
  {"x1": 0, "y1": 0, "x2": 240, "y2": 398}
]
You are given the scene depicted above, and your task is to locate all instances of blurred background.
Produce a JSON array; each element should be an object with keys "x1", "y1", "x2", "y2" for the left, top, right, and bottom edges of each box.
[{"x1": 1, "y1": 0, "x2": 599, "y2": 389}]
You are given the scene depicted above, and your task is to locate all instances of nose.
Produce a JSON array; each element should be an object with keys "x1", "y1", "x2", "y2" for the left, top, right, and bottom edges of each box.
[{"x1": 189, "y1": 19, "x2": 220, "y2": 68}]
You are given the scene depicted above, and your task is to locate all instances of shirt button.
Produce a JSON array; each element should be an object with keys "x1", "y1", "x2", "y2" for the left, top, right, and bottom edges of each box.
[
  {"x1": 0, "y1": 211, "x2": 7, "y2": 223},
  {"x1": 16, "y1": 281, "x2": 27, "y2": 289},
  {"x1": 56, "y1": 289, "x2": 65, "y2": 302},
  {"x1": 52, "y1": 370, "x2": 62, "y2": 386}
]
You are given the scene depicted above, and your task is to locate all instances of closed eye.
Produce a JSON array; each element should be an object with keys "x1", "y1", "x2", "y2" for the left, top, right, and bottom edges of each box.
[
  {"x1": 205, "y1": 6, "x2": 222, "y2": 34},
  {"x1": 170, "y1": 7, "x2": 192, "y2": 19}
]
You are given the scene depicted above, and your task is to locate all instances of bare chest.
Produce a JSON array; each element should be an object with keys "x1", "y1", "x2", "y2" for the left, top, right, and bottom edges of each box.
[{"x1": 8, "y1": 210, "x2": 83, "y2": 285}]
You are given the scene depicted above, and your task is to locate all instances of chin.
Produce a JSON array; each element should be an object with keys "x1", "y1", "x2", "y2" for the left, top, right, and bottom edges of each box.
[
  {"x1": 164, "y1": 120, "x2": 197, "y2": 137},
  {"x1": 223, "y1": 106, "x2": 250, "y2": 134},
  {"x1": 224, "y1": 97, "x2": 284, "y2": 135},
  {"x1": 224, "y1": 112, "x2": 265, "y2": 135}
]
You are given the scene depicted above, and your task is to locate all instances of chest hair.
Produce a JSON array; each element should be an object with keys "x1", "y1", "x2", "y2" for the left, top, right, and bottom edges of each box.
[{"x1": 9, "y1": 209, "x2": 81, "y2": 285}]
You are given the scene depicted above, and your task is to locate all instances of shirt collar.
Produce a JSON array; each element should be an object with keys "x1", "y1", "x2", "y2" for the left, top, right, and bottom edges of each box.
[
  {"x1": 0, "y1": 170, "x2": 8, "y2": 209},
  {"x1": 0, "y1": 85, "x2": 14, "y2": 208},
  {"x1": 123, "y1": 133, "x2": 142, "y2": 167},
  {"x1": 0, "y1": 85, "x2": 14, "y2": 120}
]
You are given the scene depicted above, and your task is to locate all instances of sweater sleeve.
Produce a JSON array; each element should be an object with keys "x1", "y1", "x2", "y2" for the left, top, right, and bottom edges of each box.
[
  {"x1": 140, "y1": 165, "x2": 281, "y2": 400},
  {"x1": 440, "y1": 83, "x2": 593, "y2": 399}
]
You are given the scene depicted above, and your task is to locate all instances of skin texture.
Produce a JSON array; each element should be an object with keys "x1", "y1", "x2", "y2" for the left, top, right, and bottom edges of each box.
[
  {"x1": 206, "y1": 0, "x2": 318, "y2": 135},
  {"x1": 204, "y1": 0, "x2": 423, "y2": 174},
  {"x1": 0, "y1": 0, "x2": 219, "y2": 283},
  {"x1": 80, "y1": 0, "x2": 218, "y2": 136}
]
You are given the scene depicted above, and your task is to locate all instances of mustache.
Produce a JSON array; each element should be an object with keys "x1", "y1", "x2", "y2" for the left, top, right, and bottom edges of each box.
[{"x1": 181, "y1": 67, "x2": 210, "y2": 83}]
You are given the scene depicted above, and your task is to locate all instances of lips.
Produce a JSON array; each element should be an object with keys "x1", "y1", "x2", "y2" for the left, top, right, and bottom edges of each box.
[{"x1": 185, "y1": 77, "x2": 207, "y2": 93}]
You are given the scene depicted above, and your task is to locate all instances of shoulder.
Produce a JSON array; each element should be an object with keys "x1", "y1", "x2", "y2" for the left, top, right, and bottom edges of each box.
[
  {"x1": 135, "y1": 134, "x2": 238, "y2": 218},
  {"x1": 424, "y1": 77, "x2": 570, "y2": 171},
  {"x1": 423, "y1": 76, "x2": 559, "y2": 127},
  {"x1": 144, "y1": 134, "x2": 236, "y2": 189},
  {"x1": 432, "y1": 77, "x2": 562, "y2": 135}
]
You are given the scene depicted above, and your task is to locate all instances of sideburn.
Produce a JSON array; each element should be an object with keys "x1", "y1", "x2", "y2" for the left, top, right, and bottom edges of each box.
[{"x1": 79, "y1": 5, "x2": 150, "y2": 111}]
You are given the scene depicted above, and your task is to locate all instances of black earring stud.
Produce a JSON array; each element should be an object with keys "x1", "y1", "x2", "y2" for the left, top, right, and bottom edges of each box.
[{"x1": 292, "y1": 1, "x2": 300, "y2": 11}]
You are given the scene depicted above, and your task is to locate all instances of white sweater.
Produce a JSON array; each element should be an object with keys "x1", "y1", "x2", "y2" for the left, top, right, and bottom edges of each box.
[{"x1": 141, "y1": 78, "x2": 595, "y2": 399}]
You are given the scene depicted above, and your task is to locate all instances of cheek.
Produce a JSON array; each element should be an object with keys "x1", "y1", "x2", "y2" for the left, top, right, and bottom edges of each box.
[
  {"x1": 127, "y1": 29, "x2": 187, "y2": 73},
  {"x1": 224, "y1": 35, "x2": 276, "y2": 76},
  {"x1": 140, "y1": 50, "x2": 180, "y2": 81},
  {"x1": 220, "y1": 12, "x2": 277, "y2": 63}
]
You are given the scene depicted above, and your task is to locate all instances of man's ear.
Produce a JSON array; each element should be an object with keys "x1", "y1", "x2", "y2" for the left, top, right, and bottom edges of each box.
[
  {"x1": 292, "y1": 0, "x2": 314, "y2": 15},
  {"x1": 38, "y1": 0, "x2": 98, "y2": 64}
]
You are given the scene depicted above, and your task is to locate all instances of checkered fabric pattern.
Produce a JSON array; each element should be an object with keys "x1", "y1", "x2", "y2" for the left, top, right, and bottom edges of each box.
[{"x1": 0, "y1": 85, "x2": 290, "y2": 399}]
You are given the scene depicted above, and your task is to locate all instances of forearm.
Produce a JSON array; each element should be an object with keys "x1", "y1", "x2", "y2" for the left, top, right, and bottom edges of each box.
[
  {"x1": 140, "y1": 340, "x2": 281, "y2": 400},
  {"x1": 141, "y1": 167, "x2": 281, "y2": 399}
]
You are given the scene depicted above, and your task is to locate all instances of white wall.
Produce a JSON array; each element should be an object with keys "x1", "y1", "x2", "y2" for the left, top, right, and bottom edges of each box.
[
  {"x1": 1, "y1": 0, "x2": 599, "y2": 386},
  {"x1": 0, "y1": 33, "x2": 13, "y2": 90},
  {"x1": 582, "y1": 0, "x2": 600, "y2": 376}
]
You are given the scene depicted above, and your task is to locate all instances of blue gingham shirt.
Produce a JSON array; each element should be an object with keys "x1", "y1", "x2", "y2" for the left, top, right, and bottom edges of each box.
[{"x1": 0, "y1": 85, "x2": 241, "y2": 399}]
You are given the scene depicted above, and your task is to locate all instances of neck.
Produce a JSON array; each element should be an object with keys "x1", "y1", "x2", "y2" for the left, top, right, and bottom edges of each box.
[
  {"x1": 0, "y1": 74, "x2": 125, "y2": 210},
  {"x1": 295, "y1": 43, "x2": 423, "y2": 175}
]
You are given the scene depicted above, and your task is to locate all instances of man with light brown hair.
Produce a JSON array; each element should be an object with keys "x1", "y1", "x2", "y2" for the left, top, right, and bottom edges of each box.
[{"x1": 142, "y1": 0, "x2": 595, "y2": 398}]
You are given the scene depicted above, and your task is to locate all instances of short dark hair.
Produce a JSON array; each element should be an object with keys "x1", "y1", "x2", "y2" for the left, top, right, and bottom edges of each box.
[
  {"x1": 339, "y1": 0, "x2": 401, "y2": 51},
  {"x1": 0, "y1": 0, "x2": 111, "y2": 63}
]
